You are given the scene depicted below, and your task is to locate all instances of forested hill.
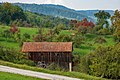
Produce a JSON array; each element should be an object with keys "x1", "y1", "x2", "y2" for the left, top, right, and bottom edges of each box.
[
  {"x1": 13, "y1": 3, "x2": 114, "y2": 22},
  {"x1": 0, "y1": 3, "x2": 70, "y2": 28},
  {"x1": 13, "y1": 3, "x2": 94, "y2": 21}
]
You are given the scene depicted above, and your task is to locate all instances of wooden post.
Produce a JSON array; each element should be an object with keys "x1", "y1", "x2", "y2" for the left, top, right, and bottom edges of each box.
[{"x1": 69, "y1": 62, "x2": 72, "y2": 72}]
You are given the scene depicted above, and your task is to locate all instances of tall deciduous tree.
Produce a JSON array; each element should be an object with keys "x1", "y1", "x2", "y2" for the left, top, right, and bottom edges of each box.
[
  {"x1": 53, "y1": 23, "x2": 65, "y2": 35},
  {"x1": 33, "y1": 28, "x2": 46, "y2": 42},
  {"x1": 94, "y1": 10, "x2": 111, "y2": 29},
  {"x1": 111, "y1": 10, "x2": 120, "y2": 42}
]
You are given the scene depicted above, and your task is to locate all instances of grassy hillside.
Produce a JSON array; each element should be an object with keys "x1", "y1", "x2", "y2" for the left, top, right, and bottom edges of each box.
[
  {"x1": 73, "y1": 34, "x2": 115, "y2": 56},
  {"x1": 0, "y1": 25, "x2": 115, "y2": 56},
  {"x1": 0, "y1": 71, "x2": 44, "y2": 80},
  {"x1": 0, "y1": 25, "x2": 38, "y2": 50}
]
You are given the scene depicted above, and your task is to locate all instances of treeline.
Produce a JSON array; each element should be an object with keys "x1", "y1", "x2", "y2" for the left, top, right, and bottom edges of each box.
[
  {"x1": 0, "y1": 2, "x2": 70, "y2": 28},
  {"x1": 0, "y1": 2, "x2": 26, "y2": 25}
]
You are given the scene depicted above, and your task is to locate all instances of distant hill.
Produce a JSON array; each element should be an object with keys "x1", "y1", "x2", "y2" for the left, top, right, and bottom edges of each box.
[
  {"x1": 0, "y1": 3, "x2": 70, "y2": 28},
  {"x1": 13, "y1": 3, "x2": 114, "y2": 22},
  {"x1": 77, "y1": 10, "x2": 114, "y2": 20},
  {"x1": 13, "y1": 3, "x2": 94, "y2": 21}
]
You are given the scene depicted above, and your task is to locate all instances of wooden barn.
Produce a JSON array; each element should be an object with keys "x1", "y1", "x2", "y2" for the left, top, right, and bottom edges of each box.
[{"x1": 22, "y1": 42, "x2": 73, "y2": 71}]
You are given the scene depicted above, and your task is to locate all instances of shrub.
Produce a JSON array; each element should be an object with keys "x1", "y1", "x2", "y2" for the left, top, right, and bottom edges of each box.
[
  {"x1": 16, "y1": 59, "x2": 35, "y2": 66},
  {"x1": 14, "y1": 32, "x2": 21, "y2": 42},
  {"x1": 97, "y1": 28, "x2": 111, "y2": 35},
  {"x1": 73, "y1": 54, "x2": 80, "y2": 65},
  {"x1": 94, "y1": 36, "x2": 107, "y2": 44},
  {"x1": 10, "y1": 25, "x2": 19, "y2": 34},
  {"x1": 46, "y1": 63, "x2": 64, "y2": 71},
  {"x1": 78, "y1": 26, "x2": 88, "y2": 34},
  {"x1": 80, "y1": 54, "x2": 92, "y2": 74},
  {"x1": 72, "y1": 54, "x2": 81, "y2": 72},
  {"x1": 73, "y1": 34, "x2": 85, "y2": 48},
  {"x1": 55, "y1": 34, "x2": 72, "y2": 42},
  {"x1": 0, "y1": 46, "x2": 35, "y2": 66},
  {"x1": 80, "y1": 44, "x2": 120, "y2": 79},
  {"x1": 113, "y1": 30, "x2": 120, "y2": 42},
  {"x1": 92, "y1": 25, "x2": 101, "y2": 34},
  {"x1": 2, "y1": 29, "x2": 13, "y2": 39},
  {"x1": 23, "y1": 33, "x2": 30, "y2": 39}
]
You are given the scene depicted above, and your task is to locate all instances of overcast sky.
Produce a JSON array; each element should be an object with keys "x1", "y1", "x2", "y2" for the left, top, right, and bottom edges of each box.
[{"x1": 0, "y1": 0, "x2": 120, "y2": 10}]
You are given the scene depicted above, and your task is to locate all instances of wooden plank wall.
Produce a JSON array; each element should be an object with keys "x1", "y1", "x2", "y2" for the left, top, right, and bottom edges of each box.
[{"x1": 29, "y1": 52, "x2": 72, "y2": 67}]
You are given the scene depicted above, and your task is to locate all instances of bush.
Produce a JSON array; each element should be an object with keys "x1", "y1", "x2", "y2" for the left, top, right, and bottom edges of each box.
[
  {"x1": 72, "y1": 54, "x2": 81, "y2": 72},
  {"x1": 80, "y1": 44, "x2": 120, "y2": 79},
  {"x1": 14, "y1": 32, "x2": 21, "y2": 42},
  {"x1": 113, "y1": 30, "x2": 120, "y2": 42},
  {"x1": 0, "y1": 46, "x2": 35, "y2": 66},
  {"x1": 92, "y1": 25, "x2": 101, "y2": 34},
  {"x1": 73, "y1": 54, "x2": 80, "y2": 64},
  {"x1": 78, "y1": 26, "x2": 88, "y2": 34},
  {"x1": 2, "y1": 29, "x2": 13, "y2": 39},
  {"x1": 46, "y1": 63, "x2": 65, "y2": 71},
  {"x1": 73, "y1": 34, "x2": 85, "y2": 48},
  {"x1": 16, "y1": 59, "x2": 35, "y2": 66},
  {"x1": 23, "y1": 33, "x2": 30, "y2": 39},
  {"x1": 55, "y1": 34, "x2": 72, "y2": 42},
  {"x1": 94, "y1": 36, "x2": 107, "y2": 44},
  {"x1": 97, "y1": 28, "x2": 111, "y2": 35}
]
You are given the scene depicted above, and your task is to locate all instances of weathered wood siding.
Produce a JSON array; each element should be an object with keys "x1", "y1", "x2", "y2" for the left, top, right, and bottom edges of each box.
[{"x1": 29, "y1": 52, "x2": 72, "y2": 67}]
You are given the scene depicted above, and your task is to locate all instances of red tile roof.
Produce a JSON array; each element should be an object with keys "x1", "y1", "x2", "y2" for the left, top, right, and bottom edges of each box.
[{"x1": 22, "y1": 42, "x2": 72, "y2": 53}]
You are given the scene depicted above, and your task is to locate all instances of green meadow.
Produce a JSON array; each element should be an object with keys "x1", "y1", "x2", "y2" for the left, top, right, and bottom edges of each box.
[
  {"x1": 0, "y1": 25, "x2": 115, "y2": 56},
  {"x1": 0, "y1": 71, "x2": 44, "y2": 80}
]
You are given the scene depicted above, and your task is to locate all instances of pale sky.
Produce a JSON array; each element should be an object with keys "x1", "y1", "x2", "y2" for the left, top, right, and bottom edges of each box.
[{"x1": 0, "y1": 0, "x2": 120, "y2": 10}]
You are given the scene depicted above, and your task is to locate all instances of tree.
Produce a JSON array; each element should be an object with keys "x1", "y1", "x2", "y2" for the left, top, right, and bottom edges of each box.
[
  {"x1": 33, "y1": 28, "x2": 46, "y2": 42},
  {"x1": 73, "y1": 33, "x2": 85, "y2": 48},
  {"x1": 10, "y1": 24, "x2": 19, "y2": 34},
  {"x1": 111, "y1": 10, "x2": 120, "y2": 42},
  {"x1": 70, "y1": 19, "x2": 95, "y2": 31},
  {"x1": 0, "y1": 46, "x2": 35, "y2": 66},
  {"x1": 55, "y1": 34, "x2": 72, "y2": 42},
  {"x1": 0, "y1": 2, "x2": 26, "y2": 25},
  {"x1": 53, "y1": 23, "x2": 65, "y2": 35},
  {"x1": 70, "y1": 20, "x2": 77, "y2": 30},
  {"x1": 78, "y1": 26, "x2": 88, "y2": 35},
  {"x1": 18, "y1": 33, "x2": 30, "y2": 47},
  {"x1": 14, "y1": 32, "x2": 21, "y2": 42},
  {"x1": 45, "y1": 29, "x2": 55, "y2": 42},
  {"x1": 23, "y1": 33, "x2": 30, "y2": 40},
  {"x1": 94, "y1": 10, "x2": 111, "y2": 29},
  {"x1": 80, "y1": 45, "x2": 120, "y2": 79},
  {"x1": 3, "y1": 30, "x2": 12, "y2": 40}
]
